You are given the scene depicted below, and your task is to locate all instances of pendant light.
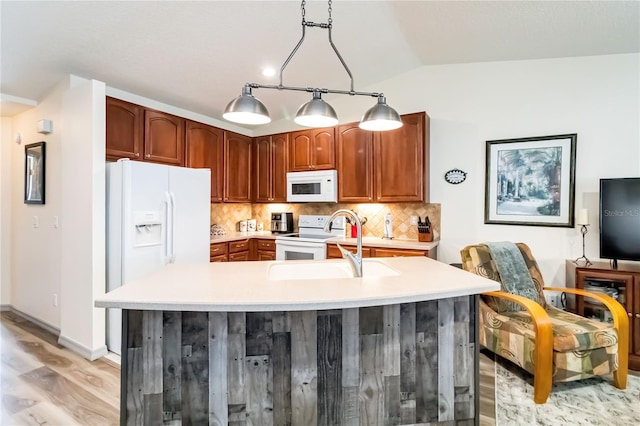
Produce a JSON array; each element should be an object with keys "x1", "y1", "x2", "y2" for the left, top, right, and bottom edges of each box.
[
  {"x1": 294, "y1": 90, "x2": 338, "y2": 127},
  {"x1": 223, "y1": 85, "x2": 271, "y2": 125},
  {"x1": 223, "y1": 0, "x2": 402, "y2": 131},
  {"x1": 359, "y1": 95, "x2": 403, "y2": 131}
]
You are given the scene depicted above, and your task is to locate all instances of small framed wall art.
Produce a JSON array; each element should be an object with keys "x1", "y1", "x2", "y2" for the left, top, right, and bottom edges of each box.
[{"x1": 24, "y1": 141, "x2": 46, "y2": 205}]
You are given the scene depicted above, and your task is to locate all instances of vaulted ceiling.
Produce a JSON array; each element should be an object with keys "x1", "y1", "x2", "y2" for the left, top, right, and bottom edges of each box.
[{"x1": 2, "y1": 1, "x2": 638, "y2": 128}]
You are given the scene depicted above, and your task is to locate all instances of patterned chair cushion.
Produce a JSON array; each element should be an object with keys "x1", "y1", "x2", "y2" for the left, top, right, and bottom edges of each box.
[{"x1": 479, "y1": 299, "x2": 618, "y2": 382}]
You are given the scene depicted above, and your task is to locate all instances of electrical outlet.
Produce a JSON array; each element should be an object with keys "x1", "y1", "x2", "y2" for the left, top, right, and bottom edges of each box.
[
  {"x1": 53, "y1": 216, "x2": 59, "y2": 229},
  {"x1": 410, "y1": 215, "x2": 418, "y2": 225},
  {"x1": 33, "y1": 215, "x2": 39, "y2": 228},
  {"x1": 53, "y1": 293, "x2": 58, "y2": 307},
  {"x1": 546, "y1": 294, "x2": 560, "y2": 308}
]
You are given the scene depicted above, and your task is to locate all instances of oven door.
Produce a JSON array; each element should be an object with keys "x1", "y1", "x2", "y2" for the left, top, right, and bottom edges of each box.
[{"x1": 276, "y1": 239, "x2": 327, "y2": 261}]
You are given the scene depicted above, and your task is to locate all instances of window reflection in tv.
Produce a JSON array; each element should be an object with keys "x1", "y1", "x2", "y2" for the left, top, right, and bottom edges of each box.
[{"x1": 599, "y1": 178, "x2": 640, "y2": 262}]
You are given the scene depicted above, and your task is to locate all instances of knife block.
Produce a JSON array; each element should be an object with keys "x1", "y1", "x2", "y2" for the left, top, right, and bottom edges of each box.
[{"x1": 418, "y1": 231, "x2": 433, "y2": 242}]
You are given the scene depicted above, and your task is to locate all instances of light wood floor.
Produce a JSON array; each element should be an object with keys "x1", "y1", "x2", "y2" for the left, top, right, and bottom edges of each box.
[
  {"x1": 0, "y1": 311, "x2": 498, "y2": 425},
  {"x1": 0, "y1": 311, "x2": 120, "y2": 425}
]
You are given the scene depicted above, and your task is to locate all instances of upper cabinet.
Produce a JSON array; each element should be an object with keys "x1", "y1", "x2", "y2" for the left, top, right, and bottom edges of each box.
[
  {"x1": 106, "y1": 97, "x2": 144, "y2": 161},
  {"x1": 224, "y1": 131, "x2": 252, "y2": 203},
  {"x1": 185, "y1": 120, "x2": 224, "y2": 202},
  {"x1": 289, "y1": 127, "x2": 335, "y2": 171},
  {"x1": 106, "y1": 97, "x2": 185, "y2": 166},
  {"x1": 336, "y1": 112, "x2": 428, "y2": 203},
  {"x1": 144, "y1": 110, "x2": 185, "y2": 166},
  {"x1": 254, "y1": 133, "x2": 289, "y2": 203}
]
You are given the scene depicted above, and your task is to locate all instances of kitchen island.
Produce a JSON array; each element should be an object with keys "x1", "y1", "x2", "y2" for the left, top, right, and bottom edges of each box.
[{"x1": 95, "y1": 257, "x2": 499, "y2": 425}]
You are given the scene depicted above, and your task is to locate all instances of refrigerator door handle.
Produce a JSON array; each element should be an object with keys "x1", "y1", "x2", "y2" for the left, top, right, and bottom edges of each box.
[
  {"x1": 169, "y1": 192, "x2": 177, "y2": 263},
  {"x1": 164, "y1": 192, "x2": 172, "y2": 264}
]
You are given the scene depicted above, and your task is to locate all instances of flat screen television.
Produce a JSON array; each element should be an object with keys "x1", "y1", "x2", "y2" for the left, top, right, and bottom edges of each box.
[{"x1": 599, "y1": 177, "x2": 640, "y2": 266}]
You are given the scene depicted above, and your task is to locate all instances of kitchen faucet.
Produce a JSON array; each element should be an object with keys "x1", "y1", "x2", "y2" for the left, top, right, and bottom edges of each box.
[{"x1": 324, "y1": 209, "x2": 363, "y2": 278}]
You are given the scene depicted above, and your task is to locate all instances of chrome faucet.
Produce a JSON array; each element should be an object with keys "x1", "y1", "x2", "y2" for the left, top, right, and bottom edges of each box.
[{"x1": 324, "y1": 209, "x2": 363, "y2": 278}]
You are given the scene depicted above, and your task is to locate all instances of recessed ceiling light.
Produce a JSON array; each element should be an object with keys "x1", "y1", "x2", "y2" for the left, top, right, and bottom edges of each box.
[{"x1": 262, "y1": 67, "x2": 276, "y2": 77}]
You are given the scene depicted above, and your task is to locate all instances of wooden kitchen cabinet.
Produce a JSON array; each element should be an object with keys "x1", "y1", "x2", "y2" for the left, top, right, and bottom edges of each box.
[
  {"x1": 327, "y1": 244, "x2": 372, "y2": 259},
  {"x1": 336, "y1": 124, "x2": 374, "y2": 202},
  {"x1": 210, "y1": 242, "x2": 229, "y2": 262},
  {"x1": 144, "y1": 109, "x2": 185, "y2": 166},
  {"x1": 106, "y1": 97, "x2": 144, "y2": 161},
  {"x1": 185, "y1": 120, "x2": 224, "y2": 202},
  {"x1": 327, "y1": 243, "x2": 433, "y2": 259},
  {"x1": 253, "y1": 133, "x2": 289, "y2": 202},
  {"x1": 374, "y1": 112, "x2": 426, "y2": 202},
  {"x1": 224, "y1": 131, "x2": 252, "y2": 202},
  {"x1": 251, "y1": 238, "x2": 276, "y2": 261},
  {"x1": 210, "y1": 239, "x2": 250, "y2": 262},
  {"x1": 229, "y1": 239, "x2": 250, "y2": 261},
  {"x1": 336, "y1": 112, "x2": 428, "y2": 203},
  {"x1": 289, "y1": 127, "x2": 335, "y2": 171},
  {"x1": 566, "y1": 260, "x2": 640, "y2": 371}
]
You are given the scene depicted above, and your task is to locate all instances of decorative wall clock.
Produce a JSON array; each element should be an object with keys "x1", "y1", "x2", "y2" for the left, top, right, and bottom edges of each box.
[{"x1": 444, "y1": 168, "x2": 467, "y2": 184}]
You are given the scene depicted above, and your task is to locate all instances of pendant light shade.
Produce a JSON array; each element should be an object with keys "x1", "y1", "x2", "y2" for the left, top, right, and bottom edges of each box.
[
  {"x1": 359, "y1": 96, "x2": 403, "y2": 131},
  {"x1": 294, "y1": 91, "x2": 339, "y2": 128},
  {"x1": 223, "y1": 86, "x2": 271, "y2": 125}
]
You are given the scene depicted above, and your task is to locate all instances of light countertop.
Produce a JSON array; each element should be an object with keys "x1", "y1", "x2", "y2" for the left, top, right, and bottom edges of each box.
[
  {"x1": 210, "y1": 231, "x2": 280, "y2": 243},
  {"x1": 211, "y1": 232, "x2": 439, "y2": 251},
  {"x1": 327, "y1": 236, "x2": 438, "y2": 251},
  {"x1": 95, "y1": 257, "x2": 498, "y2": 312}
]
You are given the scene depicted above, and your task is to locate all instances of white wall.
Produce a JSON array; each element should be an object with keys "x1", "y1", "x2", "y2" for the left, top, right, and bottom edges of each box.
[
  {"x1": 8, "y1": 79, "x2": 68, "y2": 328},
  {"x1": 4, "y1": 76, "x2": 107, "y2": 358},
  {"x1": 0, "y1": 117, "x2": 13, "y2": 307},
  {"x1": 328, "y1": 53, "x2": 640, "y2": 285},
  {"x1": 59, "y1": 78, "x2": 106, "y2": 359}
]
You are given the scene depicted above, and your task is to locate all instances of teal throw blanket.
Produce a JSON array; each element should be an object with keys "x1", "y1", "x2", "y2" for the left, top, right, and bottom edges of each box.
[{"x1": 486, "y1": 242, "x2": 539, "y2": 312}]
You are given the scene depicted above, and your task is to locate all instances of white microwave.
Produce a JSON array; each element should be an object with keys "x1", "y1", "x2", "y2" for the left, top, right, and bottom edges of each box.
[{"x1": 287, "y1": 170, "x2": 338, "y2": 203}]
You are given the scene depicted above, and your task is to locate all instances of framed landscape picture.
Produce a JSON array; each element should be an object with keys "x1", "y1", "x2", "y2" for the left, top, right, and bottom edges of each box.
[
  {"x1": 484, "y1": 134, "x2": 576, "y2": 227},
  {"x1": 24, "y1": 141, "x2": 46, "y2": 205}
]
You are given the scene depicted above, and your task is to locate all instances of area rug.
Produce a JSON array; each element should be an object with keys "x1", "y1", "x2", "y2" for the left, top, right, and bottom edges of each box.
[{"x1": 496, "y1": 360, "x2": 640, "y2": 425}]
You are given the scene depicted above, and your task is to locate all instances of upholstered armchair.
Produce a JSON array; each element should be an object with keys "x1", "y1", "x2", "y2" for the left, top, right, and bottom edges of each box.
[{"x1": 460, "y1": 242, "x2": 628, "y2": 404}]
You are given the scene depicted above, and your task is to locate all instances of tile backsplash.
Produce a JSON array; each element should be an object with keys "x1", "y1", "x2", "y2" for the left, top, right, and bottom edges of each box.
[{"x1": 211, "y1": 202, "x2": 440, "y2": 241}]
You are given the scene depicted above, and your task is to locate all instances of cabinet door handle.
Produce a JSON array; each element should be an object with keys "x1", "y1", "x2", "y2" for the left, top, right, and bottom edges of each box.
[
  {"x1": 636, "y1": 313, "x2": 640, "y2": 319},
  {"x1": 145, "y1": 154, "x2": 151, "y2": 159},
  {"x1": 629, "y1": 312, "x2": 633, "y2": 317},
  {"x1": 134, "y1": 152, "x2": 140, "y2": 158}
]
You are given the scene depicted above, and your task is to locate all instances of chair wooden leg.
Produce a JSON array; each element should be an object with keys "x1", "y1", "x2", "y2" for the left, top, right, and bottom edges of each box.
[
  {"x1": 533, "y1": 320, "x2": 554, "y2": 404},
  {"x1": 613, "y1": 331, "x2": 628, "y2": 390},
  {"x1": 533, "y1": 349, "x2": 553, "y2": 404}
]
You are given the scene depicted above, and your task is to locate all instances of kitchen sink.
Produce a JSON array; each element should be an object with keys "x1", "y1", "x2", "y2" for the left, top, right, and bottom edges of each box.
[{"x1": 267, "y1": 259, "x2": 400, "y2": 280}]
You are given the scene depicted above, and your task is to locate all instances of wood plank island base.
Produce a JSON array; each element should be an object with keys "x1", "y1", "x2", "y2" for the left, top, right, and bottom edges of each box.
[{"x1": 96, "y1": 257, "x2": 499, "y2": 425}]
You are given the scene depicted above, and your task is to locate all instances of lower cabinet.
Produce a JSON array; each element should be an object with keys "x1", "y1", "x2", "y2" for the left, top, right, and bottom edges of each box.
[
  {"x1": 209, "y1": 242, "x2": 228, "y2": 262},
  {"x1": 327, "y1": 243, "x2": 434, "y2": 259},
  {"x1": 210, "y1": 239, "x2": 250, "y2": 262},
  {"x1": 251, "y1": 239, "x2": 276, "y2": 261},
  {"x1": 211, "y1": 238, "x2": 275, "y2": 262}
]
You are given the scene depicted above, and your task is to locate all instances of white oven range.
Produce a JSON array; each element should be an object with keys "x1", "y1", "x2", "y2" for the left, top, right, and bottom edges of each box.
[{"x1": 275, "y1": 214, "x2": 345, "y2": 260}]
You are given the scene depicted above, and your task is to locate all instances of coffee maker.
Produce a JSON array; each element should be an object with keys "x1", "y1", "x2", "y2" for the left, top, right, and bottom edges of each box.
[{"x1": 271, "y1": 212, "x2": 294, "y2": 233}]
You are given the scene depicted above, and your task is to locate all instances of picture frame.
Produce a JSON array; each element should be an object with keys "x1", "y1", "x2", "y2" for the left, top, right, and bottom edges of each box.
[
  {"x1": 485, "y1": 134, "x2": 576, "y2": 227},
  {"x1": 24, "y1": 141, "x2": 46, "y2": 205}
]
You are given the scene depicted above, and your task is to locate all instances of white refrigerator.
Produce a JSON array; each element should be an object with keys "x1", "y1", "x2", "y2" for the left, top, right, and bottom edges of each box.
[{"x1": 106, "y1": 159, "x2": 211, "y2": 354}]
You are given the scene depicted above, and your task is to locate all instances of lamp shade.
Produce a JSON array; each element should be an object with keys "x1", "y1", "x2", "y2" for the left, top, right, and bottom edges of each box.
[
  {"x1": 294, "y1": 91, "x2": 339, "y2": 128},
  {"x1": 359, "y1": 96, "x2": 403, "y2": 131},
  {"x1": 223, "y1": 86, "x2": 271, "y2": 125}
]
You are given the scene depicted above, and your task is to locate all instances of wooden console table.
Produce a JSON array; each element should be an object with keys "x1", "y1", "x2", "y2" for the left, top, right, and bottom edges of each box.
[{"x1": 566, "y1": 260, "x2": 640, "y2": 371}]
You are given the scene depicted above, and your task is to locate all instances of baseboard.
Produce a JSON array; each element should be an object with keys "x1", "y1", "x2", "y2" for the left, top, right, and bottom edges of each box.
[
  {"x1": 10, "y1": 306, "x2": 61, "y2": 336},
  {"x1": 58, "y1": 334, "x2": 108, "y2": 361},
  {"x1": 0, "y1": 304, "x2": 11, "y2": 311}
]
